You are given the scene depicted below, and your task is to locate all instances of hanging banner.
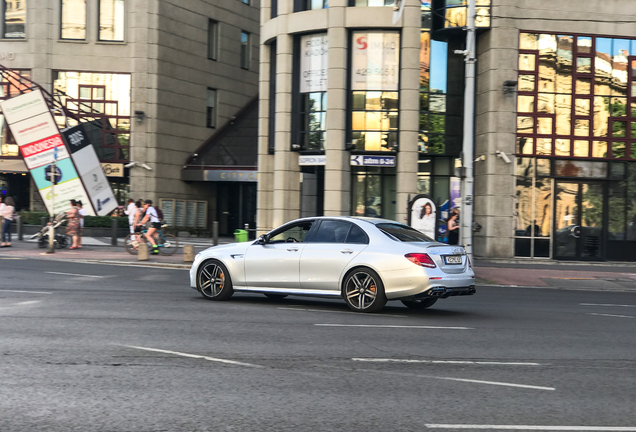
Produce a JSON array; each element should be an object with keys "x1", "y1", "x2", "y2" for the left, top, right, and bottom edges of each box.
[
  {"x1": 62, "y1": 124, "x2": 118, "y2": 216},
  {"x1": 351, "y1": 31, "x2": 400, "y2": 91},
  {"x1": 0, "y1": 89, "x2": 95, "y2": 215},
  {"x1": 300, "y1": 33, "x2": 328, "y2": 93},
  {"x1": 407, "y1": 194, "x2": 437, "y2": 240}
]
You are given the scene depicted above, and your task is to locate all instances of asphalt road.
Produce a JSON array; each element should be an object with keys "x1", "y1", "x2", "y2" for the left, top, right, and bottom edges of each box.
[{"x1": 1, "y1": 257, "x2": 635, "y2": 431}]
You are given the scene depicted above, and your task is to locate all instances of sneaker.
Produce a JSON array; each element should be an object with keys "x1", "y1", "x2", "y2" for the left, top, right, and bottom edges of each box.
[{"x1": 151, "y1": 248, "x2": 159, "y2": 255}]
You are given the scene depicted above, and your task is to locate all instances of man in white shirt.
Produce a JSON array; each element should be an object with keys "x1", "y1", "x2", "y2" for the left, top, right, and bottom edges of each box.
[
  {"x1": 139, "y1": 199, "x2": 160, "y2": 255},
  {"x1": 124, "y1": 198, "x2": 137, "y2": 234}
]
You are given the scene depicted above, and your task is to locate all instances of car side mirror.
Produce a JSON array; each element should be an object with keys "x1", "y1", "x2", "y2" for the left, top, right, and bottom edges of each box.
[{"x1": 257, "y1": 234, "x2": 268, "y2": 245}]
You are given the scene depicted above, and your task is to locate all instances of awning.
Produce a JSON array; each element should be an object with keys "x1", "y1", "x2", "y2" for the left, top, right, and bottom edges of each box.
[
  {"x1": 0, "y1": 158, "x2": 28, "y2": 173},
  {"x1": 182, "y1": 168, "x2": 257, "y2": 182}
]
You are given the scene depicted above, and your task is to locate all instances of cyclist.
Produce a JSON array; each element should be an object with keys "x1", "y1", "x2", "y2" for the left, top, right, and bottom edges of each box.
[{"x1": 139, "y1": 199, "x2": 161, "y2": 255}]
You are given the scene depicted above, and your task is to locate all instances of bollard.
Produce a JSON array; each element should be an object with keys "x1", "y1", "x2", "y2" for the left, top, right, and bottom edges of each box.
[
  {"x1": 17, "y1": 215, "x2": 23, "y2": 241},
  {"x1": 183, "y1": 244, "x2": 194, "y2": 263},
  {"x1": 111, "y1": 218, "x2": 118, "y2": 246},
  {"x1": 138, "y1": 243, "x2": 148, "y2": 261},
  {"x1": 212, "y1": 221, "x2": 219, "y2": 246},
  {"x1": 41, "y1": 216, "x2": 48, "y2": 227}
]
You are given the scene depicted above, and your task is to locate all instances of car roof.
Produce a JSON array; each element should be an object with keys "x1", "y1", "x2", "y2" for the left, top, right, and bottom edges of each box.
[{"x1": 290, "y1": 216, "x2": 402, "y2": 225}]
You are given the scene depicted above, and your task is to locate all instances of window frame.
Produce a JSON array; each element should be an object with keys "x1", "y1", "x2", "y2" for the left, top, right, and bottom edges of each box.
[
  {"x1": 240, "y1": 30, "x2": 250, "y2": 70},
  {"x1": 1, "y1": 0, "x2": 27, "y2": 39},
  {"x1": 206, "y1": 88, "x2": 217, "y2": 129}
]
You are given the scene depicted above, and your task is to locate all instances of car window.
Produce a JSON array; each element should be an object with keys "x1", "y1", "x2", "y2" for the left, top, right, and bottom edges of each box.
[
  {"x1": 346, "y1": 224, "x2": 369, "y2": 244},
  {"x1": 311, "y1": 220, "x2": 351, "y2": 243},
  {"x1": 376, "y1": 223, "x2": 435, "y2": 242},
  {"x1": 268, "y1": 222, "x2": 313, "y2": 243}
]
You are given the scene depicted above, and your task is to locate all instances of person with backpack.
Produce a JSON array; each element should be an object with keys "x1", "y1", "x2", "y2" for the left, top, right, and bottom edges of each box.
[
  {"x1": 139, "y1": 199, "x2": 161, "y2": 255},
  {"x1": 1, "y1": 196, "x2": 15, "y2": 247}
]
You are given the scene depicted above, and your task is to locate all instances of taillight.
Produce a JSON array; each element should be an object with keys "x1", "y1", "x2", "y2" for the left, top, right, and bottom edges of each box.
[{"x1": 405, "y1": 253, "x2": 437, "y2": 269}]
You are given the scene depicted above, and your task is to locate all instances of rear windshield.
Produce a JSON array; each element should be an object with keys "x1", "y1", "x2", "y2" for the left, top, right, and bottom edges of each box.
[{"x1": 376, "y1": 223, "x2": 435, "y2": 243}]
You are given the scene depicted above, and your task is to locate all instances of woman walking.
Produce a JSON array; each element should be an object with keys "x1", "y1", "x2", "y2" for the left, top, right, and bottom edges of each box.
[
  {"x1": 1, "y1": 196, "x2": 15, "y2": 247},
  {"x1": 66, "y1": 199, "x2": 82, "y2": 250}
]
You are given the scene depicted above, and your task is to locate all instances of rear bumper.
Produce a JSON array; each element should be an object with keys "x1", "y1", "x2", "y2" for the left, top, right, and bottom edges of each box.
[{"x1": 414, "y1": 285, "x2": 476, "y2": 299}]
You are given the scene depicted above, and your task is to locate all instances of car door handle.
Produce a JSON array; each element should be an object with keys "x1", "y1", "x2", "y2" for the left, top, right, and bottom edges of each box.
[
  {"x1": 340, "y1": 249, "x2": 354, "y2": 254},
  {"x1": 287, "y1": 247, "x2": 299, "y2": 252}
]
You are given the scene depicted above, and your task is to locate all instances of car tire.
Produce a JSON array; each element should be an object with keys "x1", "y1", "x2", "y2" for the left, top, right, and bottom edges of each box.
[
  {"x1": 342, "y1": 268, "x2": 387, "y2": 313},
  {"x1": 264, "y1": 294, "x2": 288, "y2": 299},
  {"x1": 197, "y1": 260, "x2": 234, "y2": 301},
  {"x1": 401, "y1": 298, "x2": 438, "y2": 310}
]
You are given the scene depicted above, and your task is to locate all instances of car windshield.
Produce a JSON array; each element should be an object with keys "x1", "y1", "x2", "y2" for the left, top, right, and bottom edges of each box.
[{"x1": 376, "y1": 223, "x2": 435, "y2": 243}]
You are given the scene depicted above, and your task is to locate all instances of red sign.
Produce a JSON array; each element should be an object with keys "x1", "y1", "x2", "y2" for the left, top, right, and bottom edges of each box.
[{"x1": 20, "y1": 134, "x2": 64, "y2": 157}]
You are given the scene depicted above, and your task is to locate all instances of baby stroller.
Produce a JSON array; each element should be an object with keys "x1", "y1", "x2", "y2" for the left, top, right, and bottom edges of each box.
[{"x1": 29, "y1": 212, "x2": 70, "y2": 249}]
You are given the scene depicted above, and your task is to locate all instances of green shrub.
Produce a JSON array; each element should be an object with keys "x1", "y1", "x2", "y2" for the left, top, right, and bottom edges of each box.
[{"x1": 19, "y1": 211, "x2": 127, "y2": 228}]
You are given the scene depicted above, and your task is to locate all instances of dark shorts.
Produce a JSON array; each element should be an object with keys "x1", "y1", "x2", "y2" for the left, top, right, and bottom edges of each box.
[
  {"x1": 152, "y1": 222, "x2": 162, "y2": 229},
  {"x1": 134, "y1": 225, "x2": 143, "y2": 233}
]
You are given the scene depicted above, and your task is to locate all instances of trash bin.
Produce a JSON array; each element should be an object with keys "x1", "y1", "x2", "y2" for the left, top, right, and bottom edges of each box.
[{"x1": 234, "y1": 229, "x2": 248, "y2": 242}]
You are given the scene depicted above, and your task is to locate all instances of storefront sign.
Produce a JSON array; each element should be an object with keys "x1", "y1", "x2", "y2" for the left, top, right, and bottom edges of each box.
[
  {"x1": 0, "y1": 90, "x2": 95, "y2": 215},
  {"x1": 101, "y1": 163, "x2": 124, "y2": 177},
  {"x1": 300, "y1": 33, "x2": 328, "y2": 93},
  {"x1": 351, "y1": 31, "x2": 400, "y2": 91},
  {"x1": 350, "y1": 155, "x2": 396, "y2": 167},
  {"x1": 205, "y1": 170, "x2": 258, "y2": 182},
  {"x1": 299, "y1": 155, "x2": 326, "y2": 166},
  {"x1": 62, "y1": 124, "x2": 118, "y2": 216}
]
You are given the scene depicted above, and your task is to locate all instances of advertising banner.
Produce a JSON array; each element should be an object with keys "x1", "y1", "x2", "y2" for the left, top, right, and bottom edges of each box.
[
  {"x1": 62, "y1": 124, "x2": 118, "y2": 216},
  {"x1": 351, "y1": 31, "x2": 400, "y2": 91},
  {"x1": 300, "y1": 33, "x2": 328, "y2": 93},
  {"x1": 0, "y1": 90, "x2": 95, "y2": 215},
  {"x1": 407, "y1": 194, "x2": 437, "y2": 240}
]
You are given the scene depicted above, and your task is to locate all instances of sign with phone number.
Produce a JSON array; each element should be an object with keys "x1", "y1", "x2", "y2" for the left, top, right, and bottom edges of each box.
[{"x1": 351, "y1": 31, "x2": 400, "y2": 91}]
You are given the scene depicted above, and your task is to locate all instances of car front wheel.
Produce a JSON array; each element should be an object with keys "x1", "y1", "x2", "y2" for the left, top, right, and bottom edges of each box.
[
  {"x1": 401, "y1": 298, "x2": 438, "y2": 310},
  {"x1": 197, "y1": 260, "x2": 234, "y2": 301},
  {"x1": 343, "y1": 268, "x2": 387, "y2": 313}
]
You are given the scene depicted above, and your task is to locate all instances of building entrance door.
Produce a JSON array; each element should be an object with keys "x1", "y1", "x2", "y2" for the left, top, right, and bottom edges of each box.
[{"x1": 553, "y1": 181, "x2": 605, "y2": 260}]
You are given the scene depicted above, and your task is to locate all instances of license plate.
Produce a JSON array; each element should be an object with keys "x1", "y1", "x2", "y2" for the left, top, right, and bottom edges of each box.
[{"x1": 443, "y1": 255, "x2": 462, "y2": 265}]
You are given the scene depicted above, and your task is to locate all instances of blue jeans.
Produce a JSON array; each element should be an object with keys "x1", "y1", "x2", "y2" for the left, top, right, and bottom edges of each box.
[{"x1": 1, "y1": 219, "x2": 11, "y2": 243}]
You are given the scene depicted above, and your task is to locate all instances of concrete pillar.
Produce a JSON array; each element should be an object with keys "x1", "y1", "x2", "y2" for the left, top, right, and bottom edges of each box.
[
  {"x1": 138, "y1": 243, "x2": 148, "y2": 261},
  {"x1": 183, "y1": 244, "x2": 194, "y2": 263}
]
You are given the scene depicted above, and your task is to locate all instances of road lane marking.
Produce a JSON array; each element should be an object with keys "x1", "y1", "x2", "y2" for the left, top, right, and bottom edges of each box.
[
  {"x1": 279, "y1": 307, "x2": 407, "y2": 318},
  {"x1": 316, "y1": 324, "x2": 472, "y2": 330},
  {"x1": 15, "y1": 300, "x2": 40, "y2": 306},
  {"x1": 581, "y1": 303, "x2": 636, "y2": 308},
  {"x1": 352, "y1": 358, "x2": 541, "y2": 366},
  {"x1": 430, "y1": 376, "x2": 554, "y2": 391},
  {"x1": 45, "y1": 271, "x2": 104, "y2": 278},
  {"x1": 0, "y1": 257, "x2": 24, "y2": 260},
  {"x1": 0, "y1": 290, "x2": 52, "y2": 294},
  {"x1": 121, "y1": 345, "x2": 264, "y2": 368},
  {"x1": 589, "y1": 313, "x2": 634, "y2": 319},
  {"x1": 425, "y1": 426, "x2": 636, "y2": 431}
]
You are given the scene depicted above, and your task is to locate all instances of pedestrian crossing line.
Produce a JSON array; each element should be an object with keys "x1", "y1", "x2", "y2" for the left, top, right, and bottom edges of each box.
[
  {"x1": 121, "y1": 345, "x2": 264, "y2": 368},
  {"x1": 424, "y1": 425, "x2": 636, "y2": 430}
]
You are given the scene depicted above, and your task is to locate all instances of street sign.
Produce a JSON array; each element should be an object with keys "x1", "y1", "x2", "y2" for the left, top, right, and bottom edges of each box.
[
  {"x1": 350, "y1": 155, "x2": 396, "y2": 167},
  {"x1": 299, "y1": 155, "x2": 326, "y2": 166}
]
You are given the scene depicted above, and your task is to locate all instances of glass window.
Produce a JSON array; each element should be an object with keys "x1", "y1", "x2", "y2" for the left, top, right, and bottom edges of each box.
[
  {"x1": 303, "y1": 0, "x2": 328, "y2": 9},
  {"x1": 208, "y1": 19, "x2": 218, "y2": 60},
  {"x1": 299, "y1": 92, "x2": 326, "y2": 151},
  {"x1": 99, "y1": 0, "x2": 124, "y2": 41},
  {"x1": 353, "y1": 0, "x2": 395, "y2": 6},
  {"x1": 240, "y1": 31, "x2": 250, "y2": 69},
  {"x1": 2, "y1": 0, "x2": 26, "y2": 38},
  {"x1": 207, "y1": 88, "x2": 216, "y2": 128},
  {"x1": 376, "y1": 223, "x2": 434, "y2": 243},
  {"x1": 312, "y1": 220, "x2": 351, "y2": 243},
  {"x1": 351, "y1": 92, "x2": 398, "y2": 152},
  {"x1": 242, "y1": 0, "x2": 249, "y2": 4},
  {"x1": 346, "y1": 224, "x2": 369, "y2": 244},
  {"x1": 61, "y1": 0, "x2": 86, "y2": 40},
  {"x1": 268, "y1": 221, "x2": 314, "y2": 243},
  {"x1": 53, "y1": 71, "x2": 131, "y2": 162}
]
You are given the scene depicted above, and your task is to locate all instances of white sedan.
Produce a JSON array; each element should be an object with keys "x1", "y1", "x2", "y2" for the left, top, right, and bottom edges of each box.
[{"x1": 189, "y1": 217, "x2": 476, "y2": 313}]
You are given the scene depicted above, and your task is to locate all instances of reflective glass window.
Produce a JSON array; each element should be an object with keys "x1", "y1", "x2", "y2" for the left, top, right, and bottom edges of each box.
[
  {"x1": 573, "y1": 140, "x2": 589, "y2": 157},
  {"x1": 269, "y1": 222, "x2": 314, "y2": 243},
  {"x1": 61, "y1": 0, "x2": 86, "y2": 40},
  {"x1": 312, "y1": 220, "x2": 352, "y2": 243},
  {"x1": 346, "y1": 224, "x2": 369, "y2": 244},
  {"x1": 537, "y1": 117, "x2": 553, "y2": 135},
  {"x1": 99, "y1": 0, "x2": 124, "y2": 41},
  {"x1": 518, "y1": 75, "x2": 535, "y2": 92},
  {"x1": 519, "y1": 54, "x2": 535, "y2": 71},
  {"x1": 520, "y1": 33, "x2": 538, "y2": 50},
  {"x1": 577, "y1": 36, "x2": 592, "y2": 54},
  {"x1": 2, "y1": 0, "x2": 26, "y2": 38}
]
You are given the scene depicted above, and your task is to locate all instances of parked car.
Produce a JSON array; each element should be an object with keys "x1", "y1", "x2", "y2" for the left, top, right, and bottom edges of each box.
[{"x1": 189, "y1": 216, "x2": 476, "y2": 313}]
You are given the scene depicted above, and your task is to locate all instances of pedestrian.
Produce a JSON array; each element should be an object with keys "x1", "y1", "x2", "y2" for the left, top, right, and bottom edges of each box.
[
  {"x1": 124, "y1": 198, "x2": 137, "y2": 236},
  {"x1": 77, "y1": 200, "x2": 86, "y2": 248},
  {"x1": 0, "y1": 195, "x2": 5, "y2": 226},
  {"x1": 1, "y1": 196, "x2": 15, "y2": 247},
  {"x1": 66, "y1": 199, "x2": 82, "y2": 250},
  {"x1": 139, "y1": 199, "x2": 160, "y2": 255},
  {"x1": 447, "y1": 209, "x2": 460, "y2": 245}
]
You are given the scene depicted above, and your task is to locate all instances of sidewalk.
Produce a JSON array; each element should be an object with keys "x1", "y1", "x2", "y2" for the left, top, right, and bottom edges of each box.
[
  {"x1": 0, "y1": 235, "x2": 236, "y2": 269},
  {"x1": 474, "y1": 258, "x2": 636, "y2": 291}
]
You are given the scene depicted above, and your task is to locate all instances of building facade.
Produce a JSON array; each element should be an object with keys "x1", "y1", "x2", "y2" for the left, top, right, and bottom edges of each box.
[
  {"x1": 257, "y1": 0, "x2": 636, "y2": 261},
  {"x1": 0, "y1": 0, "x2": 259, "y2": 235}
]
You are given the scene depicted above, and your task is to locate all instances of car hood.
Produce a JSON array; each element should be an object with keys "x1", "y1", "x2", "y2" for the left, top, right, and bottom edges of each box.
[{"x1": 200, "y1": 241, "x2": 253, "y2": 255}]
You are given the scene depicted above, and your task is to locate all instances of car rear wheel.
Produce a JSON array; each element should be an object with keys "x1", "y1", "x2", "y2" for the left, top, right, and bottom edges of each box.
[
  {"x1": 343, "y1": 268, "x2": 387, "y2": 313},
  {"x1": 401, "y1": 298, "x2": 438, "y2": 310},
  {"x1": 197, "y1": 260, "x2": 234, "y2": 301}
]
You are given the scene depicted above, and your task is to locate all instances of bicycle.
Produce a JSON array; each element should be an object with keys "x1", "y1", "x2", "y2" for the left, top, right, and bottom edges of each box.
[{"x1": 123, "y1": 224, "x2": 179, "y2": 256}]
